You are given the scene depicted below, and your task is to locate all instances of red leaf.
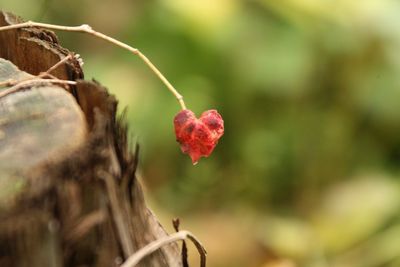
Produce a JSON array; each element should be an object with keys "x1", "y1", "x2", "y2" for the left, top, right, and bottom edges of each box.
[{"x1": 174, "y1": 109, "x2": 224, "y2": 164}]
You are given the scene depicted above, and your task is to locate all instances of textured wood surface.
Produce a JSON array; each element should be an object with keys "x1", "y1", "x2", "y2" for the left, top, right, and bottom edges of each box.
[
  {"x1": 0, "y1": 11, "x2": 83, "y2": 81},
  {"x1": 0, "y1": 10, "x2": 183, "y2": 267},
  {"x1": 0, "y1": 59, "x2": 87, "y2": 210}
]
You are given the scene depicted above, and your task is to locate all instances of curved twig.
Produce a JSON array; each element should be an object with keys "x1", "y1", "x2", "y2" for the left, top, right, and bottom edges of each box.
[
  {"x1": 0, "y1": 79, "x2": 76, "y2": 98},
  {"x1": 120, "y1": 230, "x2": 207, "y2": 267},
  {"x1": 0, "y1": 21, "x2": 187, "y2": 110}
]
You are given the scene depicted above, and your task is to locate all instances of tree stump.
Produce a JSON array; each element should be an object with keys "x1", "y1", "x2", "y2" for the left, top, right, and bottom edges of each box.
[{"x1": 0, "y1": 11, "x2": 183, "y2": 267}]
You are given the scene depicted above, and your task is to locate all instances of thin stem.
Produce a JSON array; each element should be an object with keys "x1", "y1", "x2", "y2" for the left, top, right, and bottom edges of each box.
[
  {"x1": 0, "y1": 55, "x2": 77, "y2": 97},
  {"x1": 0, "y1": 54, "x2": 72, "y2": 88},
  {"x1": 0, "y1": 79, "x2": 76, "y2": 98},
  {"x1": 120, "y1": 230, "x2": 206, "y2": 267},
  {"x1": 0, "y1": 79, "x2": 15, "y2": 87},
  {"x1": 0, "y1": 21, "x2": 187, "y2": 110},
  {"x1": 42, "y1": 53, "x2": 73, "y2": 75}
]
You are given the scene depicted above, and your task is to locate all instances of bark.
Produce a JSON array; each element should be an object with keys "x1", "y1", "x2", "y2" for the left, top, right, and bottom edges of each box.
[{"x1": 0, "y1": 11, "x2": 182, "y2": 267}]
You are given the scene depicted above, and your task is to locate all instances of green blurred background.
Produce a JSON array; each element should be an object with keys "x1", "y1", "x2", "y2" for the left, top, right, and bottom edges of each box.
[{"x1": 2, "y1": 0, "x2": 400, "y2": 266}]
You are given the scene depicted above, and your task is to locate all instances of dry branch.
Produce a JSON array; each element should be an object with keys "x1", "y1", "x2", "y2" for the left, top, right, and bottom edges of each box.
[
  {"x1": 0, "y1": 18, "x2": 187, "y2": 110},
  {"x1": 121, "y1": 230, "x2": 207, "y2": 267}
]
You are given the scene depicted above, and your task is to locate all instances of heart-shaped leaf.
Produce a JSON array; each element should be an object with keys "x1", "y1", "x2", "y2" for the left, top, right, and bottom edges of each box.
[{"x1": 174, "y1": 109, "x2": 224, "y2": 164}]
